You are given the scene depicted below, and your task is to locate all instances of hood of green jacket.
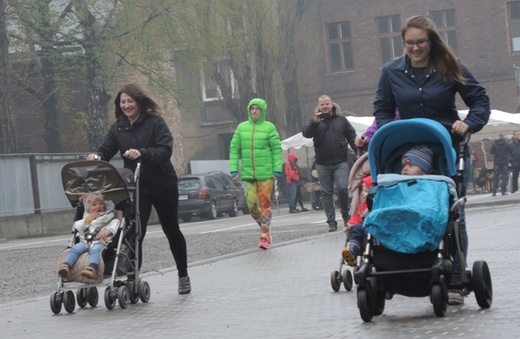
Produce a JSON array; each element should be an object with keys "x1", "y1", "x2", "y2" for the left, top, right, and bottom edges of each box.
[{"x1": 247, "y1": 98, "x2": 267, "y2": 123}]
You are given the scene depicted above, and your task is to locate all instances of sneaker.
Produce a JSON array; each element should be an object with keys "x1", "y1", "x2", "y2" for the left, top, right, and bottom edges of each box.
[
  {"x1": 448, "y1": 291, "x2": 465, "y2": 305},
  {"x1": 80, "y1": 266, "x2": 97, "y2": 279},
  {"x1": 289, "y1": 209, "x2": 300, "y2": 214},
  {"x1": 328, "y1": 224, "x2": 337, "y2": 232},
  {"x1": 300, "y1": 208, "x2": 309, "y2": 212},
  {"x1": 259, "y1": 237, "x2": 269, "y2": 249},
  {"x1": 178, "y1": 276, "x2": 191, "y2": 294},
  {"x1": 58, "y1": 264, "x2": 70, "y2": 279},
  {"x1": 341, "y1": 243, "x2": 359, "y2": 267}
]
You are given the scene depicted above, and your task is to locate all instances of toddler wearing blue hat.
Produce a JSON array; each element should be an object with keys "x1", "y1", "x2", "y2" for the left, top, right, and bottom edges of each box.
[{"x1": 401, "y1": 145, "x2": 434, "y2": 175}]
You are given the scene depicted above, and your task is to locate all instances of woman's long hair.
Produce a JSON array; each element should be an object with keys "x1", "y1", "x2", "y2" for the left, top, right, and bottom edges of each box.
[
  {"x1": 401, "y1": 15, "x2": 466, "y2": 84},
  {"x1": 114, "y1": 83, "x2": 163, "y2": 120}
]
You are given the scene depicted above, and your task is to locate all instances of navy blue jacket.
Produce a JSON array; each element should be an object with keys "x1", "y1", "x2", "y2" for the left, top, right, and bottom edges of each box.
[{"x1": 374, "y1": 55, "x2": 490, "y2": 135}]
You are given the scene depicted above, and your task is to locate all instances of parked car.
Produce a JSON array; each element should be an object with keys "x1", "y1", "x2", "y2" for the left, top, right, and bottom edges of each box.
[{"x1": 178, "y1": 171, "x2": 249, "y2": 222}]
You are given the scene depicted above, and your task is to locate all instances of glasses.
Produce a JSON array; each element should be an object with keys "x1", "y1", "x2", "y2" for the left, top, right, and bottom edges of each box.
[{"x1": 403, "y1": 38, "x2": 429, "y2": 48}]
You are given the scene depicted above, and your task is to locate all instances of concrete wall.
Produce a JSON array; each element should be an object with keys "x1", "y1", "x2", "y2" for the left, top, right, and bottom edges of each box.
[{"x1": 0, "y1": 210, "x2": 159, "y2": 240}]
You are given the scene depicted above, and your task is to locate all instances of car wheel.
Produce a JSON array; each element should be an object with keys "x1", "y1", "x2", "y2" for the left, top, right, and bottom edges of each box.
[
  {"x1": 181, "y1": 214, "x2": 192, "y2": 222},
  {"x1": 228, "y1": 199, "x2": 238, "y2": 217},
  {"x1": 206, "y1": 201, "x2": 217, "y2": 220}
]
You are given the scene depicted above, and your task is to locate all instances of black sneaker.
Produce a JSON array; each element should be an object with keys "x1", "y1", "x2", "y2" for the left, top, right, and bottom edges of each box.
[
  {"x1": 178, "y1": 276, "x2": 191, "y2": 294},
  {"x1": 328, "y1": 224, "x2": 337, "y2": 232}
]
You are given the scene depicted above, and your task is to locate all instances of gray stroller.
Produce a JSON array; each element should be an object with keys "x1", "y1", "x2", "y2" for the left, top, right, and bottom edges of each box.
[{"x1": 50, "y1": 160, "x2": 150, "y2": 314}]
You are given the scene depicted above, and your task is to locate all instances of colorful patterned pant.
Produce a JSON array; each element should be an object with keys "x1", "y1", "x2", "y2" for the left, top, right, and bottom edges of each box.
[{"x1": 243, "y1": 179, "x2": 273, "y2": 234}]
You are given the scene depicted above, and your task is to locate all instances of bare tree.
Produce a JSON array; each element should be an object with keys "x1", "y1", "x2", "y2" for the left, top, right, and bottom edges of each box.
[{"x1": 0, "y1": 0, "x2": 17, "y2": 153}]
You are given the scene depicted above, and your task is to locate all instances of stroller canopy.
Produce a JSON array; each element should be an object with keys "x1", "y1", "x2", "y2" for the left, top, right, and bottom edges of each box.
[
  {"x1": 368, "y1": 118, "x2": 457, "y2": 181},
  {"x1": 62, "y1": 160, "x2": 135, "y2": 207}
]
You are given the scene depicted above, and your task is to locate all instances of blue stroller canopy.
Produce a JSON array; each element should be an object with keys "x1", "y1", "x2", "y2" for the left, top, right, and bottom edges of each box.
[{"x1": 368, "y1": 118, "x2": 457, "y2": 181}]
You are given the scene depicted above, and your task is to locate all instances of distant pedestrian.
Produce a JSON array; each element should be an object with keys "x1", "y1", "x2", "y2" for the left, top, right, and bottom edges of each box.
[
  {"x1": 490, "y1": 133, "x2": 511, "y2": 196},
  {"x1": 509, "y1": 131, "x2": 520, "y2": 193},
  {"x1": 302, "y1": 94, "x2": 358, "y2": 232},
  {"x1": 285, "y1": 153, "x2": 301, "y2": 213},
  {"x1": 229, "y1": 98, "x2": 283, "y2": 249}
]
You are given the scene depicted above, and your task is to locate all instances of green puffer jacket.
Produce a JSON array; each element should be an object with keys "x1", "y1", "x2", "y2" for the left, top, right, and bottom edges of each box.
[{"x1": 229, "y1": 98, "x2": 283, "y2": 180}]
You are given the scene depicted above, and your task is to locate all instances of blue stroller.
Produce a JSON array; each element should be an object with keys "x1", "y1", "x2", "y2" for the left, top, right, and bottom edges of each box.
[{"x1": 355, "y1": 118, "x2": 493, "y2": 322}]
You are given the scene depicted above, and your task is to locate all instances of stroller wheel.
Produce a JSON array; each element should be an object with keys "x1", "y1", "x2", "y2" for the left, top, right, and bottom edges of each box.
[
  {"x1": 330, "y1": 270, "x2": 341, "y2": 292},
  {"x1": 357, "y1": 288, "x2": 373, "y2": 322},
  {"x1": 431, "y1": 283, "x2": 447, "y2": 317},
  {"x1": 118, "y1": 285, "x2": 130, "y2": 309},
  {"x1": 128, "y1": 281, "x2": 139, "y2": 304},
  {"x1": 76, "y1": 288, "x2": 88, "y2": 308},
  {"x1": 63, "y1": 290, "x2": 75, "y2": 313},
  {"x1": 342, "y1": 269, "x2": 353, "y2": 291},
  {"x1": 472, "y1": 260, "x2": 493, "y2": 308},
  {"x1": 368, "y1": 277, "x2": 385, "y2": 316},
  {"x1": 87, "y1": 287, "x2": 98, "y2": 307},
  {"x1": 139, "y1": 280, "x2": 151, "y2": 303},
  {"x1": 49, "y1": 292, "x2": 62, "y2": 314},
  {"x1": 104, "y1": 287, "x2": 116, "y2": 310}
]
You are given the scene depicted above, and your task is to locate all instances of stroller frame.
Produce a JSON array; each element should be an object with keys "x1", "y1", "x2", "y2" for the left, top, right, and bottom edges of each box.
[
  {"x1": 355, "y1": 119, "x2": 493, "y2": 322},
  {"x1": 50, "y1": 160, "x2": 151, "y2": 314}
]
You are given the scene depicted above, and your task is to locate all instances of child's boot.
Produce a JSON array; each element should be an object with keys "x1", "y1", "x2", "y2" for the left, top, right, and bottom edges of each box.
[
  {"x1": 81, "y1": 264, "x2": 98, "y2": 279},
  {"x1": 58, "y1": 264, "x2": 70, "y2": 279},
  {"x1": 342, "y1": 241, "x2": 360, "y2": 267}
]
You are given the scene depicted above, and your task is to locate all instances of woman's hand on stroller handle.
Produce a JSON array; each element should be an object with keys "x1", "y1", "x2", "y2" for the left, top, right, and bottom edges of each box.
[{"x1": 86, "y1": 153, "x2": 101, "y2": 161}]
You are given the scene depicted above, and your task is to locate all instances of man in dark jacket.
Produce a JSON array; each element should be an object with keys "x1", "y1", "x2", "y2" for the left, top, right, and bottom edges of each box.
[
  {"x1": 490, "y1": 133, "x2": 511, "y2": 196},
  {"x1": 302, "y1": 95, "x2": 358, "y2": 231},
  {"x1": 510, "y1": 131, "x2": 520, "y2": 193}
]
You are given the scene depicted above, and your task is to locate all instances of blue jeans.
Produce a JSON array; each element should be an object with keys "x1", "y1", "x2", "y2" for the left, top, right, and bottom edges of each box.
[
  {"x1": 288, "y1": 181, "x2": 298, "y2": 210},
  {"x1": 316, "y1": 161, "x2": 350, "y2": 226},
  {"x1": 63, "y1": 241, "x2": 105, "y2": 267},
  {"x1": 492, "y1": 164, "x2": 509, "y2": 194}
]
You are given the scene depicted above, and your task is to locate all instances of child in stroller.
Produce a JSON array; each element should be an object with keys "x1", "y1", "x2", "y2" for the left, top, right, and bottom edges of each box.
[
  {"x1": 343, "y1": 145, "x2": 434, "y2": 265},
  {"x1": 354, "y1": 118, "x2": 493, "y2": 322},
  {"x1": 58, "y1": 192, "x2": 121, "y2": 280},
  {"x1": 329, "y1": 153, "x2": 370, "y2": 292}
]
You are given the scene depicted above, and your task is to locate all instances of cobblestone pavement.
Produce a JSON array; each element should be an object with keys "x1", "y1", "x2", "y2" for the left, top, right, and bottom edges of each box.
[{"x1": 1, "y1": 194, "x2": 520, "y2": 338}]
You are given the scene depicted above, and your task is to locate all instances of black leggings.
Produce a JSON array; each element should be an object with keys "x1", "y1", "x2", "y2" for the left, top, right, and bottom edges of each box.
[{"x1": 138, "y1": 185, "x2": 188, "y2": 277}]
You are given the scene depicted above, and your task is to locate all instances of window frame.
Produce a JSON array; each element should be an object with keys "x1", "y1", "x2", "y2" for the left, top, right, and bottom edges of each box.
[
  {"x1": 376, "y1": 14, "x2": 402, "y2": 65},
  {"x1": 508, "y1": 1, "x2": 520, "y2": 53},
  {"x1": 429, "y1": 9, "x2": 458, "y2": 53},
  {"x1": 200, "y1": 58, "x2": 237, "y2": 102},
  {"x1": 325, "y1": 21, "x2": 354, "y2": 73}
]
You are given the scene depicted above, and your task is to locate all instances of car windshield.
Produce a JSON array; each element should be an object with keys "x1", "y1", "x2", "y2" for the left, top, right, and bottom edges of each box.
[{"x1": 178, "y1": 179, "x2": 200, "y2": 189}]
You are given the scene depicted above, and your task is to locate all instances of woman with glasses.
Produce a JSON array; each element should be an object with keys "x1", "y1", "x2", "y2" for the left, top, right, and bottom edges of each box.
[{"x1": 372, "y1": 15, "x2": 491, "y2": 305}]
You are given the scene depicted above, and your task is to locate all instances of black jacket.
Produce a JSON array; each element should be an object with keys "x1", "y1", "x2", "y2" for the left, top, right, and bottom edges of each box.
[
  {"x1": 96, "y1": 113, "x2": 178, "y2": 195},
  {"x1": 302, "y1": 103, "x2": 357, "y2": 166},
  {"x1": 510, "y1": 139, "x2": 520, "y2": 167},
  {"x1": 490, "y1": 139, "x2": 511, "y2": 167}
]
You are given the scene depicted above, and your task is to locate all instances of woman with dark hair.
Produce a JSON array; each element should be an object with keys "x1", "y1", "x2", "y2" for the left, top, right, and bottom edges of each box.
[
  {"x1": 373, "y1": 15, "x2": 491, "y2": 305},
  {"x1": 87, "y1": 83, "x2": 191, "y2": 294}
]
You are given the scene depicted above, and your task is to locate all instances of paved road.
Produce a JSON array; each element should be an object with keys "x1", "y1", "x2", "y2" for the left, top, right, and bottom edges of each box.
[{"x1": 1, "y1": 193, "x2": 519, "y2": 338}]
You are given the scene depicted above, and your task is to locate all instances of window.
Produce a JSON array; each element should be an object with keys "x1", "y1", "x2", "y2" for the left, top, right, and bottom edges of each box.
[
  {"x1": 200, "y1": 58, "x2": 237, "y2": 102},
  {"x1": 429, "y1": 9, "x2": 457, "y2": 52},
  {"x1": 376, "y1": 15, "x2": 402, "y2": 65},
  {"x1": 508, "y1": 1, "x2": 520, "y2": 52},
  {"x1": 326, "y1": 21, "x2": 353, "y2": 72}
]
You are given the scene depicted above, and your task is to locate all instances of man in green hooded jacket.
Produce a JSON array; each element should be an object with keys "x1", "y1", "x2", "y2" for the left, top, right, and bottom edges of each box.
[{"x1": 230, "y1": 98, "x2": 283, "y2": 249}]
